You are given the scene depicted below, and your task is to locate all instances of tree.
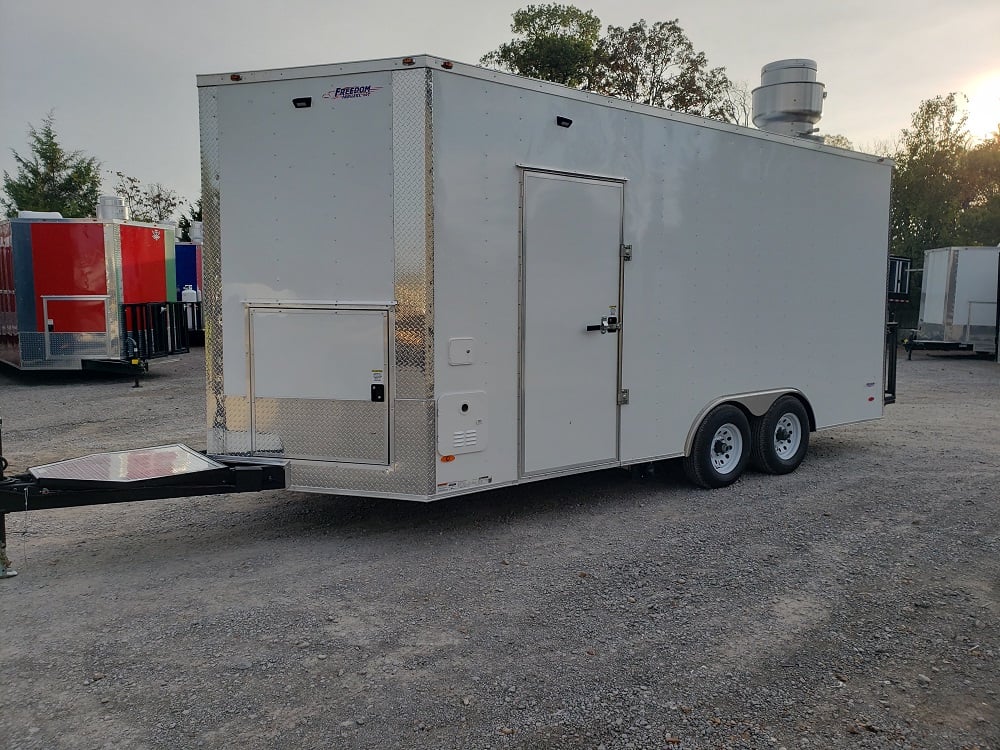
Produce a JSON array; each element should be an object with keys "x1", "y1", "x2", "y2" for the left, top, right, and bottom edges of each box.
[
  {"x1": 887, "y1": 95, "x2": 1000, "y2": 325},
  {"x1": 480, "y1": 4, "x2": 601, "y2": 87},
  {"x1": 822, "y1": 134, "x2": 854, "y2": 150},
  {"x1": 591, "y1": 19, "x2": 737, "y2": 122},
  {"x1": 481, "y1": 5, "x2": 744, "y2": 124},
  {"x1": 112, "y1": 171, "x2": 182, "y2": 223},
  {"x1": 177, "y1": 199, "x2": 203, "y2": 242},
  {"x1": 2, "y1": 114, "x2": 102, "y2": 217},
  {"x1": 889, "y1": 94, "x2": 971, "y2": 264}
]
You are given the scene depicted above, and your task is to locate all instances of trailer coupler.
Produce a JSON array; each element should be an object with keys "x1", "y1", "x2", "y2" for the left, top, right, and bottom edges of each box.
[{"x1": 0, "y1": 445, "x2": 289, "y2": 515}]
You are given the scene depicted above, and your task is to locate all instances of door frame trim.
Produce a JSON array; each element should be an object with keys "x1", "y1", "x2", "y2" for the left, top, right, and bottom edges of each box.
[{"x1": 516, "y1": 168, "x2": 626, "y2": 479}]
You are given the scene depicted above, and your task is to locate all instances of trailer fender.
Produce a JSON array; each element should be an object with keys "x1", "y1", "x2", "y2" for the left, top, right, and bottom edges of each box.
[{"x1": 683, "y1": 389, "x2": 814, "y2": 457}]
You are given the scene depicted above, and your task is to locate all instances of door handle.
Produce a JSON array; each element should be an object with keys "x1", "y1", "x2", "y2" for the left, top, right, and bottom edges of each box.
[{"x1": 585, "y1": 315, "x2": 620, "y2": 334}]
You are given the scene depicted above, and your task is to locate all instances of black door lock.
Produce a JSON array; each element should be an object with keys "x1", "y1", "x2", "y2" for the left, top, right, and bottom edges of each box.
[{"x1": 586, "y1": 315, "x2": 620, "y2": 334}]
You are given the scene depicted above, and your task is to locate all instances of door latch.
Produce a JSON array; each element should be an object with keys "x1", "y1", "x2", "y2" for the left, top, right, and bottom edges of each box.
[{"x1": 585, "y1": 315, "x2": 620, "y2": 334}]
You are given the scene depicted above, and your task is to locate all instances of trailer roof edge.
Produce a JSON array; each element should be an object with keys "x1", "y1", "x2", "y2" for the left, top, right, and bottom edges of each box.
[{"x1": 196, "y1": 54, "x2": 893, "y2": 165}]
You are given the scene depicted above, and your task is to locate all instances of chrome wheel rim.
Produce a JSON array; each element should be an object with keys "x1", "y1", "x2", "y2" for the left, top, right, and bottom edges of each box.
[
  {"x1": 773, "y1": 413, "x2": 802, "y2": 460},
  {"x1": 710, "y1": 423, "x2": 743, "y2": 474}
]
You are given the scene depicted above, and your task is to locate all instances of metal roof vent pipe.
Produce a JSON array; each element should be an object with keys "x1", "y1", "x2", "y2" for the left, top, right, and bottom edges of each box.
[
  {"x1": 752, "y1": 59, "x2": 826, "y2": 139},
  {"x1": 96, "y1": 195, "x2": 129, "y2": 221}
]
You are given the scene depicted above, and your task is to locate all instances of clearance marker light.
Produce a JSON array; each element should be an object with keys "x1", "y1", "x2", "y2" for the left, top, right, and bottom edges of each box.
[
  {"x1": 230, "y1": 74, "x2": 243, "y2": 81},
  {"x1": 441, "y1": 61, "x2": 454, "y2": 69},
  {"x1": 402, "y1": 57, "x2": 415, "y2": 66},
  {"x1": 440, "y1": 455, "x2": 456, "y2": 463}
]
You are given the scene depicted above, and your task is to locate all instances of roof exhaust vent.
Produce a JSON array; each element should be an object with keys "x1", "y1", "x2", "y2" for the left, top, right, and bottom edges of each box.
[
  {"x1": 752, "y1": 59, "x2": 826, "y2": 138},
  {"x1": 96, "y1": 195, "x2": 129, "y2": 221}
]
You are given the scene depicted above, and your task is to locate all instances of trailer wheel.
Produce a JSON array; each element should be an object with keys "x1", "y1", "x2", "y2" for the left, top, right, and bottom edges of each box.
[
  {"x1": 750, "y1": 395, "x2": 810, "y2": 474},
  {"x1": 683, "y1": 405, "x2": 751, "y2": 489}
]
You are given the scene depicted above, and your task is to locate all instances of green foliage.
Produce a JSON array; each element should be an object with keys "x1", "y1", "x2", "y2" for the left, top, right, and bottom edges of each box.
[
  {"x1": 889, "y1": 95, "x2": 1000, "y2": 325},
  {"x1": 112, "y1": 171, "x2": 182, "y2": 223},
  {"x1": 480, "y1": 4, "x2": 601, "y2": 87},
  {"x1": 822, "y1": 134, "x2": 854, "y2": 150},
  {"x1": 481, "y1": 5, "x2": 745, "y2": 123},
  {"x1": 890, "y1": 95, "x2": 971, "y2": 262},
  {"x1": 2, "y1": 114, "x2": 102, "y2": 218},
  {"x1": 959, "y1": 129, "x2": 1000, "y2": 244},
  {"x1": 177, "y1": 199, "x2": 203, "y2": 242},
  {"x1": 592, "y1": 19, "x2": 737, "y2": 121}
]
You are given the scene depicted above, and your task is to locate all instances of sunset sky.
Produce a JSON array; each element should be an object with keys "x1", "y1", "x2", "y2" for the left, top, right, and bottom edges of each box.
[{"x1": 2, "y1": 0, "x2": 998, "y2": 207}]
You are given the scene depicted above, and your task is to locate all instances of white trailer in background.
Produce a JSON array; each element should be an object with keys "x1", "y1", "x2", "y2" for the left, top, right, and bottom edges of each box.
[
  {"x1": 914, "y1": 246, "x2": 1000, "y2": 357},
  {"x1": 193, "y1": 54, "x2": 893, "y2": 499}
]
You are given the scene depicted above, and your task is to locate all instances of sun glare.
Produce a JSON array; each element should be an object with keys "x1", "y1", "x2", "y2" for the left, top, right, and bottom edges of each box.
[{"x1": 965, "y1": 72, "x2": 1000, "y2": 141}]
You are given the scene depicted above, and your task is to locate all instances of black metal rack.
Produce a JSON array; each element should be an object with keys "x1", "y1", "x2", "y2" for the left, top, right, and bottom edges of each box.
[{"x1": 120, "y1": 301, "x2": 191, "y2": 361}]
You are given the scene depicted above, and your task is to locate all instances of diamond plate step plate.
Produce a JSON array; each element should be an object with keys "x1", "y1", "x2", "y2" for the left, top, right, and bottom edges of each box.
[{"x1": 30, "y1": 445, "x2": 225, "y2": 484}]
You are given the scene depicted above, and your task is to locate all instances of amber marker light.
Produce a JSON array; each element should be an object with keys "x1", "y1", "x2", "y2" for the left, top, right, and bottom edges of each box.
[
  {"x1": 440, "y1": 455, "x2": 456, "y2": 463},
  {"x1": 402, "y1": 57, "x2": 415, "y2": 66},
  {"x1": 230, "y1": 74, "x2": 243, "y2": 81},
  {"x1": 441, "y1": 61, "x2": 454, "y2": 69}
]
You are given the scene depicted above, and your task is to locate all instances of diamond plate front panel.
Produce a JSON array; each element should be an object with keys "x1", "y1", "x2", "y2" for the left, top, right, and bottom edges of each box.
[
  {"x1": 288, "y1": 399, "x2": 435, "y2": 495},
  {"x1": 251, "y1": 398, "x2": 388, "y2": 464},
  {"x1": 392, "y1": 68, "x2": 434, "y2": 401},
  {"x1": 18, "y1": 332, "x2": 110, "y2": 366},
  {"x1": 212, "y1": 396, "x2": 251, "y2": 455},
  {"x1": 104, "y1": 223, "x2": 123, "y2": 355},
  {"x1": 199, "y1": 87, "x2": 226, "y2": 453}
]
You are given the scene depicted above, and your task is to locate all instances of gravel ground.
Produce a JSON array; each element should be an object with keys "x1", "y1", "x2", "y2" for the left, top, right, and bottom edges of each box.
[{"x1": 0, "y1": 349, "x2": 997, "y2": 750}]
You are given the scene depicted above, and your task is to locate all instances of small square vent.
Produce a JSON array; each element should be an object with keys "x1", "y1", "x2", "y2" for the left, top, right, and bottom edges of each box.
[{"x1": 438, "y1": 392, "x2": 487, "y2": 455}]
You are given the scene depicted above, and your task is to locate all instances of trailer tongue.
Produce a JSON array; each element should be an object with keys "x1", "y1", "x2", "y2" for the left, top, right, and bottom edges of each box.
[{"x1": 0, "y1": 442, "x2": 289, "y2": 578}]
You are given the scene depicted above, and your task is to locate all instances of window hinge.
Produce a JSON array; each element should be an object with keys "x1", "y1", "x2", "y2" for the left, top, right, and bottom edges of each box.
[
  {"x1": 620, "y1": 244, "x2": 632, "y2": 261},
  {"x1": 618, "y1": 388, "x2": 630, "y2": 405}
]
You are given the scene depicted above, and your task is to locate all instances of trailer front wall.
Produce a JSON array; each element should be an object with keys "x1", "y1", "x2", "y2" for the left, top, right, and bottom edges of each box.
[
  {"x1": 430, "y1": 69, "x2": 890, "y2": 490},
  {"x1": 201, "y1": 68, "x2": 439, "y2": 495},
  {"x1": 121, "y1": 224, "x2": 175, "y2": 304}
]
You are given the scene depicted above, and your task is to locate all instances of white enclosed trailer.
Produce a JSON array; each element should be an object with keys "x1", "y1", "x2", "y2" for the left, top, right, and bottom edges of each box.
[
  {"x1": 916, "y1": 246, "x2": 999, "y2": 356},
  {"x1": 194, "y1": 54, "x2": 893, "y2": 499}
]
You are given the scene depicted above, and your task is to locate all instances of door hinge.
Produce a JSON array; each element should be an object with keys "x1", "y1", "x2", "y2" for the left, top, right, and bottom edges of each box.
[
  {"x1": 620, "y1": 244, "x2": 632, "y2": 261},
  {"x1": 618, "y1": 388, "x2": 630, "y2": 405}
]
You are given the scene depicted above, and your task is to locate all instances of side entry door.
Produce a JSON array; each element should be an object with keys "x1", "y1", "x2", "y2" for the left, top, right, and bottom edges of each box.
[{"x1": 521, "y1": 171, "x2": 624, "y2": 476}]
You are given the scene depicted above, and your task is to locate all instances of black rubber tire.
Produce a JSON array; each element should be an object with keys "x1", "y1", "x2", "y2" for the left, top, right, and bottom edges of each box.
[
  {"x1": 750, "y1": 395, "x2": 810, "y2": 474},
  {"x1": 682, "y1": 404, "x2": 751, "y2": 489}
]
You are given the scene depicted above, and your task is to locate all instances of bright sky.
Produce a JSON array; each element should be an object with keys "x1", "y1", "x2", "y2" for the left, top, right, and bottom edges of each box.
[{"x1": 2, "y1": 0, "x2": 998, "y2": 207}]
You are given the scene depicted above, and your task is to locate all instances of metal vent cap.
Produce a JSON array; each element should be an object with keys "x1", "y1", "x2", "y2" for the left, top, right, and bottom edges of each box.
[{"x1": 752, "y1": 59, "x2": 826, "y2": 138}]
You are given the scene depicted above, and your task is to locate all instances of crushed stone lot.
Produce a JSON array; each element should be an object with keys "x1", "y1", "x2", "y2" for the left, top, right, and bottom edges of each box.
[{"x1": 0, "y1": 349, "x2": 997, "y2": 750}]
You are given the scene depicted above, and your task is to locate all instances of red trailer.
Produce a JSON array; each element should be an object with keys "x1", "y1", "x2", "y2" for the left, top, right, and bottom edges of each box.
[{"x1": 0, "y1": 217, "x2": 190, "y2": 372}]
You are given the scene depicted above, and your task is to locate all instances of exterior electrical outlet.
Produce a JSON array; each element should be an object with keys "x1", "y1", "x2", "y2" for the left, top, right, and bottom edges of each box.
[{"x1": 194, "y1": 54, "x2": 894, "y2": 499}]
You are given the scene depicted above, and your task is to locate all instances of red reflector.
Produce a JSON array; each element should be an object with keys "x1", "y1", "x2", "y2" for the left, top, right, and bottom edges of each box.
[{"x1": 867, "y1": 396, "x2": 875, "y2": 402}]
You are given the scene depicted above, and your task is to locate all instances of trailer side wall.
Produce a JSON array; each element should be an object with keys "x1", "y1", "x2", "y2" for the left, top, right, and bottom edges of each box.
[{"x1": 430, "y1": 70, "x2": 890, "y2": 490}]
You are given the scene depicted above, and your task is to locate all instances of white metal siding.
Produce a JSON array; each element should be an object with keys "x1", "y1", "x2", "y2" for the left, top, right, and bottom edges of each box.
[
  {"x1": 431, "y1": 69, "x2": 890, "y2": 488},
  {"x1": 213, "y1": 73, "x2": 394, "y2": 395}
]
